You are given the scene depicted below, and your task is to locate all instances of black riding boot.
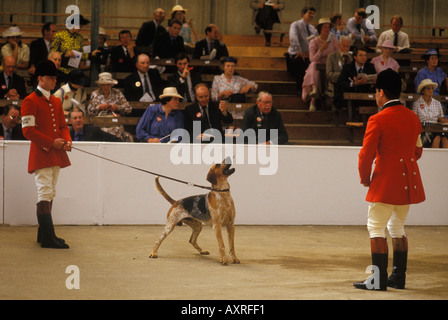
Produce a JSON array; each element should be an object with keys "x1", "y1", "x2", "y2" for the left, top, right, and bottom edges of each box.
[{"x1": 36, "y1": 201, "x2": 69, "y2": 249}]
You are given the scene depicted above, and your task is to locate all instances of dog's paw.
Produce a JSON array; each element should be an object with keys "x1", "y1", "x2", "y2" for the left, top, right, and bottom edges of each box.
[
  {"x1": 232, "y1": 256, "x2": 240, "y2": 264},
  {"x1": 148, "y1": 252, "x2": 158, "y2": 259},
  {"x1": 220, "y1": 255, "x2": 229, "y2": 265},
  {"x1": 200, "y1": 250, "x2": 210, "y2": 255}
]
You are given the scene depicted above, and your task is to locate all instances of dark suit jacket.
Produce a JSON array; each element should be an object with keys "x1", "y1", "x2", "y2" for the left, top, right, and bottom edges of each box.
[
  {"x1": 123, "y1": 70, "x2": 165, "y2": 102},
  {"x1": 153, "y1": 32, "x2": 185, "y2": 59},
  {"x1": 69, "y1": 125, "x2": 121, "y2": 142},
  {"x1": 29, "y1": 38, "x2": 50, "y2": 68},
  {"x1": 168, "y1": 71, "x2": 202, "y2": 103},
  {"x1": 184, "y1": 101, "x2": 233, "y2": 142},
  {"x1": 241, "y1": 105, "x2": 288, "y2": 145},
  {"x1": 0, "y1": 123, "x2": 26, "y2": 140},
  {"x1": 0, "y1": 72, "x2": 27, "y2": 100},
  {"x1": 193, "y1": 39, "x2": 229, "y2": 60},
  {"x1": 135, "y1": 21, "x2": 166, "y2": 47},
  {"x1": 110, "y1": 45, "x2": 139, "y2": 73}
]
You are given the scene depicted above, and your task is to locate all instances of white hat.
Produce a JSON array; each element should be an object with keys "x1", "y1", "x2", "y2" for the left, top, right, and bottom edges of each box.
[
  {"x1": 417, "y1": 79, "x2": 438, "y2": 94},
  {"x1": 95, "y1": 72, "x2": 118, "y2": 86},
  {"x1": 159, "y1": 87, "x2": 183, "y2": 100},
  {"x1": 317, "y1": 18, "x2": 332, "y2": 26},
  {"x1": 380, "y1": 40, "x2": 396, "y2": 50},
  {"x1": 171, "y1": 5, "x2": 188, "y2": 15},
  {"x1": 2, "y1": 26, "x2": 24, "y2": 38}
]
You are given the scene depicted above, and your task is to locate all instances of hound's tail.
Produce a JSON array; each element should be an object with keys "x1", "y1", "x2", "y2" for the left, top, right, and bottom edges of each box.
[{"x1": 155, "y1": 176, "x2": 176, "y2": 205}]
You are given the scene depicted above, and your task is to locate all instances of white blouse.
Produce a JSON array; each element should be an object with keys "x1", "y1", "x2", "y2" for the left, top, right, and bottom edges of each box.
[{"x1": 412, "y1": 96, "x2": 444, "y2": 123}]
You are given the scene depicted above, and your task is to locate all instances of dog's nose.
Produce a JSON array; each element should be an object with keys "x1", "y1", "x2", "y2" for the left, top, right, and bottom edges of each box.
[{"x1": 224, "y1": 157, "x2": 232, "y2": 165}]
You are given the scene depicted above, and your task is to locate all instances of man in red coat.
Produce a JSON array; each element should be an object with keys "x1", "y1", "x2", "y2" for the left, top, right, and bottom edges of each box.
[
  {"x1": 354, "y1": 69, "x2": 425, "y2": 291},
  {"x1": 21, "y1": 60, "x2": 72, "y2": 249}
]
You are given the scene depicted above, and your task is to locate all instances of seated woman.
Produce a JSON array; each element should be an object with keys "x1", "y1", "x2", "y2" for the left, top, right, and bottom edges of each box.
[
  {"x1": 413, "y1": 79, "x2": 448, "y2": 148},
  {"x1": 136, "y1": 87, "x2": 184, "y2": 143},
  {"x1": 302, "y1": 18, "x2": 339, "y2": 111},
  {"x1": 371, "y1": 40, "x2": 400, "y2": 73},
  {"x1": 414, "y1": 49, "x2": 448, "y2": 96},
  {"x1": 87, "y1": 72, "x2": 133, "y2": 142},
  {"x1": 211, "y1": 57, "x2": 258, "y2": 102},
  {"x1": 1, "y1": 26, "x2": 29, "y2": 70}
]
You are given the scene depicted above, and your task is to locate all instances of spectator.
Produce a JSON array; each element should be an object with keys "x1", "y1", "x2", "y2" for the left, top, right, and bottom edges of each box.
[
  {"x1": 346, "y1": 8, "x2": 377, "y2": 46},
  {"x1": 0, "y1": 104, "x2": 25, "y2": 140},
  {"x1": 136, "y1": 87, "x2": 184, "y2": 143},
  {"x1": 136, "y1": 8, "x2": 166, "y2": 47},
  {"x1": 376, "y1": 15, "x2": 411, "y2": 54},
  {"x1": 54, "y1": 69, "x2": 88, "y2": 115},
  {"x1": 251, "y1": 0, "x2": 285, "y2": 47},
  {"x1": 90, "y1": 27, "x2": 111, "y2": 72},
  {"x1": 68, "y1": 107, "x2": 121, "y2": 142},
  {"x1": 153, "y1": 19, "x2": 185, "y2": 59},
  {"x1": 170, "y1": 4, "x2": 198, "y2": 47},
  {"x1": 242, "y1": 91, "x2": 288, "y2": 145},
  {"x1": 413, "y1": 79, "x2": 448, "y2": 148},
  {"x1": 123, "y1": 53, "x2": 164, "y2": 103},
  {"x1": 1, "y1": 26, "x2": 30, "y2": 70},
  {"x1": 329, "y1": 12, "x2": 348, "y2": 40},
  {"x1": 0, "y1": 55, "x2": 27, "y2": 100},
  {"x1": 110, "y1": 30, "x2": 138, "y2": 73},
  {"x1": 184, "y1": 84, "x2": 233, "y2": 143},
  {"x1": 87, "y1": 72, "x2": 133, "y2": 142},
  {"x1": 326, "y1": 36, "x2": 352, "y2": 101},
  {"x1": 193, "y1": 24, "x2": 229, "y2": 61},
  {"x1": 302, "y1": 18, "x2": 339, "y2": 111},
  {"x1": 28, "y1": 22, "x2": 57, "y2": 75},
  {"x1": 414, "y1": 49, "x2": 448, "y2": 96},
  {"x1": 211, "y1": 57, "x2": 257, "y2": 102},
  {"x1": 286, "y1": 6, "x2": 317, "y2": 95},
  {"x1": 371, "y1": 40, "x2": 400, "y2": 73},
  {"x1": 51, "y1": 14, "x2": 90, "y2": 74},
  {"x1": 168, "y1": 52, "x2": 202, "y2": 103},
  {"x1": 47, "y1": 51, "x2": 68, "y2": 92}
]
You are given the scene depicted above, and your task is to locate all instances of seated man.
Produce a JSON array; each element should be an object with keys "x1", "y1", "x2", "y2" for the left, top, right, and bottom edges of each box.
[
  {"x1": 110, "y1": 30, "x2": 139, "y2": 73},
  {"x1": 153, "y1": 19, "x2": 185, "y2": 59},
  {"x1": 326, "y1": 36, "x2": 352, "y2": 100},
  {"x1": 376, "y1": 15, "x2": 411, "y2": 53},
  {"x1": 346, "y1": 8, "x2": 377, "y2": 47},
  {"x1": 183, "y1": 84, "x2": 233, "y2": 143},
  {"x1": 135, "y1": 8, "x2": 166, "y2": 48},
  {"x1": 123, "y1": 53, "x2": 165, "y2": 103},
  {"x1": 241, "y1": 91, "x2": 288, "y2": 145},
  {"x1": 68, "y1": 107, "x2": 121, "y2": 142},
  {"x1": 0, "y1": 104, "x2": 25, "y2": 140},
  {"x1": 0, "y1": 55, "x2": 27, "y2": 100},
  {"x1": 168, "y1": 52, "x2": 202, "y2": 103},
  {"x1": 193, "y1": 24, "x2": 229, "y2": 61}
]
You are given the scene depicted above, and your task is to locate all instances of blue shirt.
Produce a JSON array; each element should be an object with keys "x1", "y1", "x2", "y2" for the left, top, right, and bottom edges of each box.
[
  {"x1": 136, "y1": 104, "x2": 184, "y2": 142},
  {"x1": 414, "y1": 67, "x2": 447, "y2": 95}
]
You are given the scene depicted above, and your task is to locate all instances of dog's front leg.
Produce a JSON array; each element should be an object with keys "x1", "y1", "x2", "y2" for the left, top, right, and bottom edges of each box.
[
  {"x1": 213, "y1": 223, "x2": 229, "y2": 265},
  {"x1": 226, "y1": 224, "x2": 240, "y2": 264}
]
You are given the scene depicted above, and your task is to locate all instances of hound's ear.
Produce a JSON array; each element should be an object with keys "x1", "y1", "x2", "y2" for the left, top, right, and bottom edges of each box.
[{"x1": 206, "y1": 168, "x2": 217, "y2": 185}]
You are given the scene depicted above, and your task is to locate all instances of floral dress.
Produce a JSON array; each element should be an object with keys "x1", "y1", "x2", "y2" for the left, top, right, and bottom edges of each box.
[
  {"x1": 211, "y1": 74, "x2": 257, "y2": 101},
  {"x1": 51, "y1": 30, "x2": 88, "y2": 74}
]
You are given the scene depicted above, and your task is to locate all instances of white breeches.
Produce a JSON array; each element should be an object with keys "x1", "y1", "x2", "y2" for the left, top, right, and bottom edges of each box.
[
  {"x1": 34, "y1": 167, "x2": 60, "y2": 202},
  {"x1": 367, "y1": 202, "x2": 410, "y2": 238}
]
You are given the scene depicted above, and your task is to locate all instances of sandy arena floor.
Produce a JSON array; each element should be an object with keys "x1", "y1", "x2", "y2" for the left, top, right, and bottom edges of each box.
[{"x1": 0, "y1": 225, "x2": 447, "y2": 301}]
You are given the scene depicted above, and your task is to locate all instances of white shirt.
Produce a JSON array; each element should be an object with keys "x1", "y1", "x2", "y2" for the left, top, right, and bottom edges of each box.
[
  {"x1": 412, "y1": 96, "x2": 444, "y2": 123},
  {"x1": 376, "y1": 29, "x2": 410, "y2": 53}
]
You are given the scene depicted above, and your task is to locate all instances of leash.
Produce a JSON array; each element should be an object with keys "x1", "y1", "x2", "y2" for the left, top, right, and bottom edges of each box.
[{"x1": 71, "y1": 145, "x2": 229, "y2": 192}]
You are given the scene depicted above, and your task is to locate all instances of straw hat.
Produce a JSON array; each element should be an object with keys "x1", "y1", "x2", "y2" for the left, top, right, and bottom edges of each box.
[
  {"x1": 95, "y1": 72, "x2": 118, "y2": 86},
  {"x1": 159, "y1": 87, "x2": 183, "y2": 100},
  {"x1": 417, "y1": 79, "x2": 438, "y2": 94},
  {"x1": 317, "y1": 18, "x2": 332, "y2": 26},
  {"x1": 2, "y1": 26, "x2": 24, "y2": 38},
  {"x1": 379, "y1": 40, "x2": 396, "y2": 50},
  {"x1": 171, "y1": 5, "x2": 188, "y2": 15}
]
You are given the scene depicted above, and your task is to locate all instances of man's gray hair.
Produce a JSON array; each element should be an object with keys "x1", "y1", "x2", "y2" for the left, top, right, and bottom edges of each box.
[{"x1": 257, "y1": 91, "x2": 272, "y2": 102}]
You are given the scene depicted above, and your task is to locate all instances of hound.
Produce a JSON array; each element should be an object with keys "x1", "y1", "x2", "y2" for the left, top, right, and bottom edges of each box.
[{"x1": 149, "y1": 158, "x2": 239, "y2": 265}]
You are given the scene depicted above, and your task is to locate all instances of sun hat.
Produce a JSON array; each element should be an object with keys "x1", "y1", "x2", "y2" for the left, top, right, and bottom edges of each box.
[
  {"x1": 95, "y1": 72, "x2": 118, "y2": 86},
  {"x1": 2, "y1": 26, "x2": 24, "y2": 38},
  {"x1": 171, "y1": 5, "x2": 188, "y2": 15},
  {"x1": 417, "y1": 79, "x2": 438, "y2": 94},
  {"x1": 159, "y1": 87, "x2": 184, "y2": 100},
  {"x1": 380, "y1": 40, "x2": 396, "y2": 49},
  {"x1": 317, "y1": 18, "x2": 332, "y2": 26}
]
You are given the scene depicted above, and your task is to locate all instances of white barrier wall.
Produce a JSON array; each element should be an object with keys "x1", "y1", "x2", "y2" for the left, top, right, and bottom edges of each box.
[{"x1": 1, "y1": 141, "x2": 447, "y2": 226}]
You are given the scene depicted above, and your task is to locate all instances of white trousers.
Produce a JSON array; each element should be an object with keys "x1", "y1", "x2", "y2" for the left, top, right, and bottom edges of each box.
[
  {"x1": 34, "y1": 167, "x2": 60, "y2": 203},
  {"x1": 367, "y1": 202, "x2": 410, "y2": 238}
]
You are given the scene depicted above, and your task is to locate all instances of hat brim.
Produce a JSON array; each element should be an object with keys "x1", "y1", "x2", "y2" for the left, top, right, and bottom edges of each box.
[
  {"x1": 3, "y1": 32, "x2": 24, "y2": 37},
  {"x1": 96, "y1": 80, "x2": 118, "y2": 86},
  {"x1": 159, "y1": 93, "x2": 184, "y2": 100},
  {"x1": 418, "y1": 82, "x2": 438, "y2": 94}
]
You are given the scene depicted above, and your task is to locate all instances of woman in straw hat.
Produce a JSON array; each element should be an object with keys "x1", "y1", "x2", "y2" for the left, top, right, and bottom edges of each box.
[
  {"x1": 413, "y1": 78, "x2": 448, "y2": 148},
  {"x1": 136, "y1": 87, "x2": 184, "y2": 143},
  {"x1": 87, "y1": 72, "x2": 133, "y2": 142},
  {"x1": 170, "y1": 4, "x2": 198, "y2": 47},
  {"x1": 371, "y1": 40, "x2": 400, "y2": 74},
  {"x1": 302, "y1": 18, "x2": 339, "y2": 111},
  {"x1": 1, "y1": 26, "x2": 29, "y2": 70}
]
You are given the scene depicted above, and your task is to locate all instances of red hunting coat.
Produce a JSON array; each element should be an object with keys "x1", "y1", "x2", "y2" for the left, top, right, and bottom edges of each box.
[
  {"x1": 21, "y1": 89, "x2": 71, "y2": 173},
  {"x1": 358, "y1": 101, "x2": 426, "y2": 205}
]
